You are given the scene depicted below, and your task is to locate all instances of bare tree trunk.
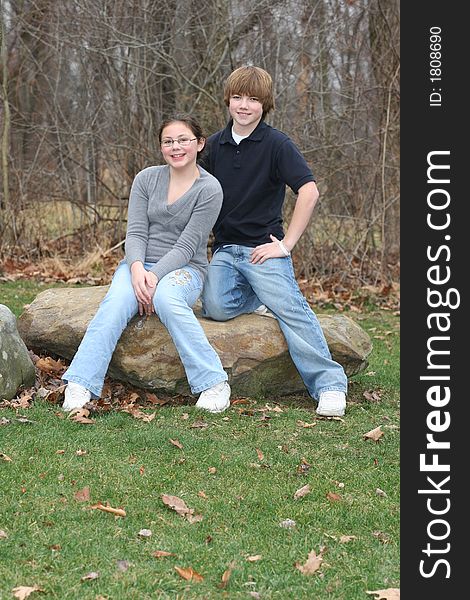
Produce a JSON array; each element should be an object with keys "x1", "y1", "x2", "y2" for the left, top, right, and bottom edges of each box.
[{"x1": 0, "y1": 0, "x2": 10, "y2": 238}]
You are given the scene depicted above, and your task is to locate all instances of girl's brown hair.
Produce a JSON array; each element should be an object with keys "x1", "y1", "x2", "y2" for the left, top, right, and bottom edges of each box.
[{"x1": 223, "y1": 66, "x2": 275, "y2": 117}]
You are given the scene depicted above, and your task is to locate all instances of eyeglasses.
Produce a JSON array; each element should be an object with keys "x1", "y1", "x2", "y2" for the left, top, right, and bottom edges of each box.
[{"x1": 161, "y1": 137, "x2": 197, "y2": 148}]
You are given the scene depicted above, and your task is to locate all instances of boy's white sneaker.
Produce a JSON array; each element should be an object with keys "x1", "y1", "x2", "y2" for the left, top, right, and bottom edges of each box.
[
  {"x1": 316, "y1": 391, "x2": 346, "y2": 417},
  {"x1": 253, "y1": 305, "x2": 276, "y2": 319},
  {"x1": 196, "y1": 381, "x2": 231, "y2": 413},
  {"x1": 62, "y1": 382, "x2": 91, "y2": 412}
]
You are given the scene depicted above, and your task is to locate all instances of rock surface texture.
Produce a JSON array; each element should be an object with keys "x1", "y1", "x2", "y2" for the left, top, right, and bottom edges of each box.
[
  {"x1": 17, "y1": 287, "x2": 372, "y2": 396},
  {"x1": 0, "y1": 304, "x2": 36, "y2": 400}
]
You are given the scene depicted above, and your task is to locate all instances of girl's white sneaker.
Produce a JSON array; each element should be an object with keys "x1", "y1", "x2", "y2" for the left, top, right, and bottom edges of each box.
[
  {"x1": 196, "y1": 381, "x2": 231, "y2": 413},
  {"x1": 316, "y1": 391, "x2": 346, "y2": 417},
  {"x1": 62, "y1": 382, "x2": 91, "y2": 412}
]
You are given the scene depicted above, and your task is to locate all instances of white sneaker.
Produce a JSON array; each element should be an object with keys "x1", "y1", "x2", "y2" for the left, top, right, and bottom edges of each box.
[
  {"x1": 62, "y1": 382, "x2": 91, "y2": 412},
  {"x1": 316, "y1": 391, "x2": 346, "y2": 417},
  {"x1": 196, "y1": 381, "x2": 231, "y2": 413},
  {"x1": 253, "y1": 305, "x2": 276, "y2": 319}
]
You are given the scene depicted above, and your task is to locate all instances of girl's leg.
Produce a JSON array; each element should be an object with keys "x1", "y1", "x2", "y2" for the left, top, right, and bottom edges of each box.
[
  {"x1": 62, "y1": 262, "x2": 139, "y2": 399},
  {"x1": 153, "y1": 267, "x2": 228, "y2": 395}
]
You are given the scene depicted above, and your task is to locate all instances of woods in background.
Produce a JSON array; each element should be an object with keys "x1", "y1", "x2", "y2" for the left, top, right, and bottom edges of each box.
[{"x1": 0, "y1": 0, "x2": 399, "y2": 284}]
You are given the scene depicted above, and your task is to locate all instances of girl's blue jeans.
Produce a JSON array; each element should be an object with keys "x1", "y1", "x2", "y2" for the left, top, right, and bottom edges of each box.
[
  {"x1": 62, "y1": 261, "x2": 227, "y2": 398},
  {"x1": 201, "y1": 245, "x2": 347, "y2": 400}
]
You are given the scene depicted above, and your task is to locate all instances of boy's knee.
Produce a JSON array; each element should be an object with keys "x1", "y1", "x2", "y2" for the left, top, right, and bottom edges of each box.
[{"x1": 201, "y1": 296, "x2": 231, "y2": 322}]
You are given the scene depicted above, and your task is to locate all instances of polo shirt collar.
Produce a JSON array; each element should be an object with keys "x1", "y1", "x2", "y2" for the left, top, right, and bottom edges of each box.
[{"x1": 219, "y1": 119, "x2": 268, "y2": 144}]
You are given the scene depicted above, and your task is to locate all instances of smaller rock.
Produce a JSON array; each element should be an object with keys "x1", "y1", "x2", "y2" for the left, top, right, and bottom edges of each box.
[{"x1": 0, "y1": 305, "x2": 36, "y2": 400}]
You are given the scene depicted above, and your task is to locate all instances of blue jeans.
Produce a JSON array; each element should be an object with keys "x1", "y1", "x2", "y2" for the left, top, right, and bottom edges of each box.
[
  {"x1": 63, "y1": 262, "x2": 227, "y2": 397},
  {"x1": 201, "y1": 245, "x2": 347, "y2": 400}
]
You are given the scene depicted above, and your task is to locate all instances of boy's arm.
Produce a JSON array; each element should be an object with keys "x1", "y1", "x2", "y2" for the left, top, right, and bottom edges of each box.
[{"x1": 250, "y1": 181, "x2": 319, "y2": 264}]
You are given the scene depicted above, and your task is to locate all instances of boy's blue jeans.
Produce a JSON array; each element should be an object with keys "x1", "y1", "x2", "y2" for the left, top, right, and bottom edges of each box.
[
  {"x1": 201, "y1": 245, "x2": 347, "y2": 400},
  {"x1": 63, "y1": 261, "x2": 227, "y2": 398}
]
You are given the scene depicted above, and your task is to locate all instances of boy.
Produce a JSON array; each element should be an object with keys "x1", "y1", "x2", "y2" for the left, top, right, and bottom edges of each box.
[{"x1": 201, "y1": 66, "x2": 347, "y2": 416}]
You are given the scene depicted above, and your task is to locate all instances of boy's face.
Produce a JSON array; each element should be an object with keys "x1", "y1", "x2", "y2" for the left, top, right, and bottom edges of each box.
[{"x1": 229, "y1": 94, "x2": 263, "y2": 134}]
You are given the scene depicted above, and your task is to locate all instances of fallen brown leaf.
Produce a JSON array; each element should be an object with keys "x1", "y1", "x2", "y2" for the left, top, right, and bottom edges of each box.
[
  {"x1": 296, "y1": 420, "x2": 317, "y2": 428},
  {"x1": 366, "y1": 589, "x2": 400, "y2": 600},
  {"x1": 152, "y1": 550, "x2": 177, "y2": 558},
  {"x1": 0, "y1": 530, "x2": 8, "y2": 539},
  {"x1": 363, "y1": 426, "x2": 384, "y2": 442},
  {"x1": 339, "y1": 535, "x2": 357, "y2": 543},
  {"x1": 89, "y1": 501, "x2": 126, "y2": 517},
  {"x1": 174, "y1": 566, "x2": 204, "y2": 582},
  {"x1": 246, "y1": 555, "x2": 262, "y2": 562},
  {"x1": 219, "y1": 561, "x2": 236, "y2": 589},
  {"x1": 0, "y1": 452, "x2": 12, "y2": 462},
  {"x1": 74, "y1": 486, "x2": 90, "y2": 502},
  {"x1": 190, "y1": 420, "x2": 208, "y2": 429},
  {"x1": 36, "y1": 356, "x2": 65, "y2": 374},
  {"x1": 161, "y1": 494, "x2": 202, "y2": 523},
  {"x1": 169, "y1": 439, "x2": 183, "y2": 449},
  {"x1": 123, "y1": 408, "x2": 156, "y2": 422},
  {"x1": 81, "y1": 571, "x2": 99, "y2": 581},
  {"x1": 255, "y1": 448, "x2": 264, "y2": 461},
  {"x1": 363, "y1": 390, "x2": 382, "y2": 402},
  {"x1": 326, "y1": 492, "x2": 342, "y2": 502},
  {"x1": 186, "y1": 514, "x2": 204, "y2": 524},
  {"x1": 198, "y1": 490, "x2": 208, "y2": 499},
  {"x1": 69, "y1": 409, "x2": 95, "y2": 424},
  {"x1": 146, "y1": 392, "x2": 168, "y2": 405},
  {"x1": 208, "y1": 466, "x2": 217, "y2": 474},
  {"x1": 12, "y1": 586, "x2": 44, "y2": 599},
  {"x1": 294, "y1": 484, "x2": 311, "y2": 500},
  {"x1": 295, "y1": 549, "x2": 324, "y2": 575},
  {"x1": 161, "y1": 494, "x2": 192, "y2": 517}
]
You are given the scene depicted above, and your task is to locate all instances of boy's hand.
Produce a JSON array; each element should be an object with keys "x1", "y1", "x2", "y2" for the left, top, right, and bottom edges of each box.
[{"x1": 250, "y1": 235, "x2": 290, "y2": 264}]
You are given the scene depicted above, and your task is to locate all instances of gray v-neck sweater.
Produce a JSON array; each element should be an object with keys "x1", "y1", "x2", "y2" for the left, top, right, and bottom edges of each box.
[{"x1": 125, "y1": 165, "x2": 223, "y2": 281}]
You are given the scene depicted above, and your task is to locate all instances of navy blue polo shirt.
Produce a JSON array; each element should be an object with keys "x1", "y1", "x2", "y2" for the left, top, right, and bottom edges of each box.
[{"x1": 200, "y1": 119, "x2": 315, "y2": 249}]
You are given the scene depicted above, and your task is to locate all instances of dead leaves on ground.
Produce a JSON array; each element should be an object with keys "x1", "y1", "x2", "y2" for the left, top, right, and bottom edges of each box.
[
  {"x1": 161, "y1": 494, "x2": 203, "y2": 524},
  {"x1": 295, "y1": 548, "x2": 325, "y2": 576},
  {"x1": 293, "y1": 484, "x2": 311, "y2": 500},
  {"x1": 12, "y1": 586, "x2": 45, "y2": 599},
  {"x1": 363, "y1": 426, "x2": 384, "y2": 442},
  {"x1": 69, "y1": 409, "x2": 95, "y2": 425},
  {"x1": 174, "y1": 566, "x2": 204, "y2": 582},
  {"x1": 89, "y1": 501, "x2": 126, "y2": 517}
]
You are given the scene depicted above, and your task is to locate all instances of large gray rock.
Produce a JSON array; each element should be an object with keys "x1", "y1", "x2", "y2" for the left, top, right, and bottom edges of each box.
[
  {"x1": 17, "y1": 286, "x2": 372, "y2": 396},
  {"x1": 0, "y1": 304, "x2": 36, "y2": 400}
]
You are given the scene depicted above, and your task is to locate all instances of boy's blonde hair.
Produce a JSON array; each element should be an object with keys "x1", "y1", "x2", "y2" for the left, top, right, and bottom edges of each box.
[{"x1": 224, "y1": 66, "x2": 275, "y2": 117}]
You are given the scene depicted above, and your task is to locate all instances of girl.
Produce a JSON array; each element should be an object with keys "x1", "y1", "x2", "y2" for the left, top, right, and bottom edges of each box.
[{"x1": 62, "y1": 115, "x2": 230, "y2": 414}]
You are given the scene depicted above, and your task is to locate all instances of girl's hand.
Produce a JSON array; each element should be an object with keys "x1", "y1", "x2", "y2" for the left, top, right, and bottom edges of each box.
[
  {"x1": 250, "y1": 235, "x2": 290, "y2": 264},
  {"x1": 131, "y1": 263, "x2": 158, "y2": 314},
  {"x1": 142, "y1": 271, "x2": 158, "y2": 315}
]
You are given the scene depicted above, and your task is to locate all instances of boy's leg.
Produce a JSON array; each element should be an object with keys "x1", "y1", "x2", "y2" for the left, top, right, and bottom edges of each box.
[
  {"x1": 154, "y1": 267, "x2": 228, "y2": 394},
  {"x1": 62, "y1": 262, "x2": 139, "y2": 398},
  {"x1": 202, "y1": 246, "x2": 262, "y2": 321},
  {"x1": 236, "y1": 248, "x2": 348, "y2": 401}
]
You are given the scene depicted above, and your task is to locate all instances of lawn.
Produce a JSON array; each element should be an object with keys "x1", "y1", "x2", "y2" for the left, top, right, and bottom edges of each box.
[{"x1": 0, "y1": 281, "x2": 400, "y2": 599}]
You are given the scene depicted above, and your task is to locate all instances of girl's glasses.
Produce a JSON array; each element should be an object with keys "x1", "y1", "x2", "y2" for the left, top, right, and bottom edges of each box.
[{"x1": 161, "y1": 137, "x2": 197, "y2": 148}]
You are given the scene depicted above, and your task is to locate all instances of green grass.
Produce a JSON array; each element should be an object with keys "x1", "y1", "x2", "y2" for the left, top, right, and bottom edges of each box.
[
  {"x1": 0, "y1": 282, "x2": 399, "y2": 599},
  {"x1": 0, "y1": 280, "x2": 74, "y2": 317}
]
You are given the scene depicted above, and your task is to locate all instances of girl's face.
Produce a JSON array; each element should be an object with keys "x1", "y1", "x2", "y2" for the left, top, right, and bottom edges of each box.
[{"x1": 160, "y1": 122, "x2": 205, "y2": 169}]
